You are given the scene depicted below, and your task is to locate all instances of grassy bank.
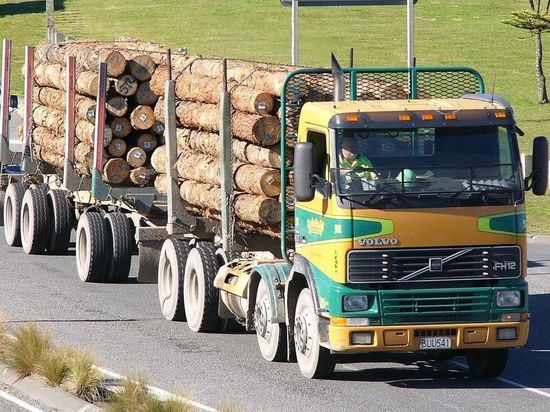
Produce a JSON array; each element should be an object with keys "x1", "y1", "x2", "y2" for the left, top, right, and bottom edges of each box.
[{"x1": 0, "y1": 0, "x2": 548, "y2": 232}]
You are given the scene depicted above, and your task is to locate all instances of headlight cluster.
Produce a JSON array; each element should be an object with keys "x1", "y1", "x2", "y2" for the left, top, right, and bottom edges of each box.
[
  {"x1": 343, "y1": 295, "x2": 369, "y2": 312},
  {"x1": 496, "y1": 291, "x2": 521, "y2": 307}
]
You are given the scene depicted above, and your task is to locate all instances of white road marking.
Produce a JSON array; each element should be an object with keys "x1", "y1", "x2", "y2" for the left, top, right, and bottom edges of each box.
[
  {"x1": 450, "y1": 361, "x2": 550, "y2": 399},
  {"x1": 95, "y1": 366, "x2": 217, "y2": 412},
  {"x1": 0, "y1": 388, "x2": 43, "y2": 412}
]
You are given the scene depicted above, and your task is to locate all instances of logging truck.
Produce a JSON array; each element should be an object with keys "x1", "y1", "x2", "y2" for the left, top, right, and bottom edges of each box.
[{"x1": 1, "y1": 37, "x2": 549, "y2": 379}]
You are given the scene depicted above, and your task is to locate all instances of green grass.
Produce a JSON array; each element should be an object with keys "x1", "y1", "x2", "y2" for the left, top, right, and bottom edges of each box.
[{"x1": 0, "y1": 0, "x2": 548, "y2": 232}]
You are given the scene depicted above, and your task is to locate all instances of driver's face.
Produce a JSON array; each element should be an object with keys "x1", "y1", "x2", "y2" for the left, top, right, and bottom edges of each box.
[{"x1": 341, "y1": 140, "x2": 358, "y2": 162}]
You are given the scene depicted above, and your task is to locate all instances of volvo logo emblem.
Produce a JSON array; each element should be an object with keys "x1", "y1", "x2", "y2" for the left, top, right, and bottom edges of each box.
[
  {"x1": 429, "y1": 258, "x2": 443, "y2": 272},
  {"x1": 359, "y1": 237, "x2": 399, "y2": 247}
]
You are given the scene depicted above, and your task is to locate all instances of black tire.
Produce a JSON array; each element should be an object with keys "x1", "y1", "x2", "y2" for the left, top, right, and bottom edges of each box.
[
  {"x1": 466, "y1": 349, "x2": 509, "y2": 378},
  {"x1": 76, "y1": 212, "x2": 110, "y2": 283},
  {"x1": 104, "y1": 212, "x2": 133, "y2": 282},
  {"x1": 0, "y1": 190, "x2": 5, "y2": 226},
  {"x1": 183, "y1": 241, "x2": 221, "y2": 332},
  {"x1": 20, "y1": 188, "x2": 50, "y2": 254},
  {"x1": 46, "y1": 190, "x2": 73, "y2": 255},
  {"x1": 158, "y1": 238, "x2": 190, "y2": 321},
  {"x1": 3, "y1": 182, "x2": 27, "y2": 246}
]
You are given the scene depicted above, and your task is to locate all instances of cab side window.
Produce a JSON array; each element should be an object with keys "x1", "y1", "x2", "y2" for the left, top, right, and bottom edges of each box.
[{"x1": 307, "y1": 131, "x2": 327, "y2": 179}]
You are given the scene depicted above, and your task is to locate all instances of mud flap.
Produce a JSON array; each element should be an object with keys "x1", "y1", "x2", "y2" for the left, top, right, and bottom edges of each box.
[{"x1": 136, "y1": 226, "x2": 165, "y2": 283}]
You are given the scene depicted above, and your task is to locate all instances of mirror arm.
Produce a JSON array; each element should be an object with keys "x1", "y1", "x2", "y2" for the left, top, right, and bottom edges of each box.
[{"x1": 312, "y1": 174, "x2": 331, "y2": 199}]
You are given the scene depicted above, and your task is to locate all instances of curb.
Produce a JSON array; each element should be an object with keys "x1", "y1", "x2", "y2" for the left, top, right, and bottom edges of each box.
[
  {"x1": 528, "y1": 236, "x2": 550, "y2": 245},
  {"x1": 0, "y1": 365, "x2": 101, "y2": 412}
]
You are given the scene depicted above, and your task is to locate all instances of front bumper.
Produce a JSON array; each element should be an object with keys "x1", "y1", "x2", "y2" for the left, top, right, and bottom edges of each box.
[{"x1": 327, "y1": 321, "x2": 529, "y2": 353}]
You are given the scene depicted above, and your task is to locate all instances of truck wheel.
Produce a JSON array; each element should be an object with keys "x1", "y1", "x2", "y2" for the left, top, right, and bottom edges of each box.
[
  {"x1": 294, "y1": 288, "x2": 335, "y2": 379},
  {"x1": 255, "y1": 278, "x2": 287, "y2": 362},
  {"x1": 46, "y1": 190, "x2": 72, "y2": 255},
  {"x1": 158, "y1": 238, "x2": 190, "y2": 321},
  {"x1": 183, "y1": 241, "x2": 220, "y2": 332},
  {"x1": 3, "y1": 182, "x2": 27, "y2": 246},
  {"x1": 20, "y1": 188, "x2": 50, "y2": 254},
  {"x1": 76, "y1": 212, "x2": 110, "y2": 283},
  {"x1": 465, "y1": 349, "x2": 508, "y2": 378},
  {"x1": 105, "y1": 212, "x2": 132, "y2": 282}
]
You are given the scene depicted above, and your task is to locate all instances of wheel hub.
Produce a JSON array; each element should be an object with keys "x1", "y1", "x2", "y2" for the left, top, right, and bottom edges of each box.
[
  {"x1": 294, "y1": 315, "x2": 308, "y2": 354},
  {"x1": 254, "y1": 300, "x2": 268, "y2": 338}
]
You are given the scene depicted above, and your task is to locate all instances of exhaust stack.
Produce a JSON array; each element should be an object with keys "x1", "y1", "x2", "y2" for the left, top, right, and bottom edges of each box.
[{"x1": 331, "y1": 53, "x2": 345, "y2": 104}]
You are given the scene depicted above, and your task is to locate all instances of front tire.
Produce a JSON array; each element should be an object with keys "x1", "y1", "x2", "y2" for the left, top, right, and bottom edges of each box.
[
  {"x1": 183, "y1": 241, "x2": 220, "y2": 332},
  {"x1": 3, "y1": 182, "x2": 27, "y2": 246},
  {"x1": 76, "y1": 212, "x2": 110, "y2": 282},
  {"x1": 255, "y1": 278, "x2": 287, "y2": 362},
  {"x1": 294, "y1": 288, "x2": 335, "y2": 379},
  {"x1": 158, "y1": 238, "x2": 190, "y2": 321},
  {"x1": 20, "y1": 188, "x2": 50, "y2": 254},
  {"x1": 466, "y1": 349, "x2": 508, "y2": 378}
]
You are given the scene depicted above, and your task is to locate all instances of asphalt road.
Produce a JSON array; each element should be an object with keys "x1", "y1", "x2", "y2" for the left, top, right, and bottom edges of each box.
[{"x1": 0, "y1": 234, "x2": 549, "y2": 411}]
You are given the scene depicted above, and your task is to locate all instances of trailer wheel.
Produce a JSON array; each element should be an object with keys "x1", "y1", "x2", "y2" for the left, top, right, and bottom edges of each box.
[
  {"x1": 46, "y1": 190, "x2": 73, "y2": 255},
  {"x1": 3, "y1": 182, "x2": 27, "y2": 246},
  {"x1": 294, "y1": 288, "x2": 335, "y2": 379},
  {"x1": 76, "y1": 212, "x2": 110, "y2": 283},
  {"x1": 183, "y1": 241, "x2": 220, "y2": 332},
  {"x1": 255, "y1": 278, "x2": 287, "y2": 362},
  {"x1": 465, "y1": 349, "x2": 508, "y2": 378},
  {"x1": 105, "y1": 212, "x2": 132, "y2": 282},
  {"x1": 158, "y1": 238, "x2": 190, "y2": 321},
  {"x1": 20, "y1": 188, "x2": 50, "y2": 254}
]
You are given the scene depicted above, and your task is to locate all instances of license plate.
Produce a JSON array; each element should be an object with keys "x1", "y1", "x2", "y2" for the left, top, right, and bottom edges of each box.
[{"x1": 420, "y1": 336, "x2": 452, "y2": 350}]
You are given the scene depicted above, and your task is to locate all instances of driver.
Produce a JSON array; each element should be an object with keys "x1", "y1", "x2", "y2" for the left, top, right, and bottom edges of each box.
[{"x1": 339, "y1": 136, "x2": 377, "y2": 181}]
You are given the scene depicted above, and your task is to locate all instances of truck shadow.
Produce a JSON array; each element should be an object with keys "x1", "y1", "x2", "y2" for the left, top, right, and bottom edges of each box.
[
  {"x1": 0, "y1": 1, "x2": 65, "y2": 18},
  {"x1": 330, "y1": 293, "x2": 550, "y2": 390}
]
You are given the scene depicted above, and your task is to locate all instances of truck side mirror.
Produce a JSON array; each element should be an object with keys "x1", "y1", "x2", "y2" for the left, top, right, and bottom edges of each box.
[
  {"x1": 531, "y1": 136, "x2": 548, "y2": 196},
  {"x1": 294, "y1": 142, "x2": 315, "y2": 202}
]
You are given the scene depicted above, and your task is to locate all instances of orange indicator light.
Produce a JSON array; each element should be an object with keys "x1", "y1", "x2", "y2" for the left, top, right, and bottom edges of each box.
[
  {"x1": 346, "y1": 114, "x2": 360, "y2": 122},
  {"x1": 399, "y1": 114, "x2": 411, "y2": 121},
  {"x1": 422, "y1": 114, "x2": 434, "y2": 121},
  {"x1": 495, "y1": 111, "x2": 507, "y2": 119},
  {"x1": 444, "y1": 113, "x2": 457, "y2": 120}
]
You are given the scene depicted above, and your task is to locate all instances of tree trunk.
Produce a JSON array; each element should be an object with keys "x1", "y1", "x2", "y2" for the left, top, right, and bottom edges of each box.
[
  {"x1": 155, "y1": 99, "x2": 279, "y2": 146},
  {"x1": 33, "y1": 145, "x2": 64, "y2": 169},
  {"x1": 129, "y1": 55, "x2": 157, "y2": 81},
  {"x1": 34, "y1": 62, "x2": 100, "y2": 97},
  {"x1": 130, "y1": 105, "x2": 156, "y2": 130},
  {"x1": 103, "y1": 158, "x2": 130, "y2": 184},
  {"x1": 106, "y1": 96, "x2": 128, "y2": 117},
  {"x1": 150, "y1": 145, "x2": 168, "y2": 173},
  {"x1": 176, "y1": 127, "x2": 280, "y2": 168},
  {"x1": 32, "y1": 126, "x2": 65, "y2": 155},
  {"x1": 111, "y1": 117, "x2": 132, "y2": 138},
  {"x1": 129, "y1": 167, "x2": 152, "y2": 185},
  {"x1": 137, "y1": 133, "x2": 157, "y2": 152},
  {"x1": 126, "y1": 147, "x2": 147, "y2": 168},
  {"x1": 107, "y1": 138, "x2": 127, "y2": 157},
  {"x1": 154, "y1": 173, "x2": 168, "y2": 194},
  {"x1": 535, "y1": 31, "x2": 549, "y2": 104},
  {"x1": 179, "y1": 180, "x2": 280, "y2": 225},
  {"x1": 34, "y1": 87, "x2": 96, "y2": 123},
  {"x1": 175, "y1": 73, "x2": 274, "y2": 115},
  {"x1": 177, "y1": 151, "x2": 280, "y2": 197},
  {"x1": 114, "y1": 74, "x2": 138, "y2": 96},
  {"x1": 135, "y1": 81, "x2": 158, "y2": 105}
]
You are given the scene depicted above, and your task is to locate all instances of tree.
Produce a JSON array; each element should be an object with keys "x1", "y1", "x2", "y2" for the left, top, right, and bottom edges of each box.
[{"x1": 503, "y1": 1, "x2": 550, "y2": 104}]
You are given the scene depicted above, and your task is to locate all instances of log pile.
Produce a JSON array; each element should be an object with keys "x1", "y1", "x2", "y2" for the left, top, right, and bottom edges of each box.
[{"x1": 28, "y1": 38, "x2": 295, "y2": 236}]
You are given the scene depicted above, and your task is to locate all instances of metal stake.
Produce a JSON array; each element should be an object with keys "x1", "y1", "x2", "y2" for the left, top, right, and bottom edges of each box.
[
  {"x1": 0, "y1": 39, "x2": 12, "y2": 166},
  {"x1": 63, "y1": 55, "x2": 80, "y2": 190},
  {"x1": 220, "y1": 59, "x2": 233, "y2": 253},
  {"x1": 91, "y1": 62, "x2": 109, "y2": 200},
  {"x1": 22, "y1": 46, "x2": 36, "y2": 174}
]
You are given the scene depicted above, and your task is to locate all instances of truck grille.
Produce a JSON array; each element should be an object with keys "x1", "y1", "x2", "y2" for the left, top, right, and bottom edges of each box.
[
  {"x1": 380, "y1": 289, "x2": 492, "y2": 325},
  {"x1": 347, "y1": 246, "x2": 520, "y2": 283}
]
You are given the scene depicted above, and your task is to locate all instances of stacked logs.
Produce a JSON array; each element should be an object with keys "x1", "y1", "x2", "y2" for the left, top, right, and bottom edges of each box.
[{"x1": 28, "y1": 39, "x2": 295, "y2": 236}]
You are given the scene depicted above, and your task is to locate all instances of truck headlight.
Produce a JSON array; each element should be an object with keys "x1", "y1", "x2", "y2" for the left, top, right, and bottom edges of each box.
[
  {"x1": 496, "y1": 291, "x2": 521, "y2": 307},
  {"x1": 343, "y1": 295, "x2": 369, "y2": 312}
]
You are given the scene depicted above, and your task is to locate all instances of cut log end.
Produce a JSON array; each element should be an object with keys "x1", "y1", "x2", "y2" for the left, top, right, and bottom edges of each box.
[
  {"x1": 106, "y1": 96, "x2": 128, "y2": 117},
  {"x1": 130, "y1": 105, "x2": 155, "y2": 130},
  {"x1": 252, "y1": 115, "x2": 280, "y2": 146},
  {"x1": 254, "y1": 92, "x2": 274, "y2": 115},
  {"x1": 103, "y1": 158, "x2": 130, "y2": 184},
  {"x1": 114, "y1": 74, "x2": 138, "y2": 96},
  {"x1": 111, "y1": 117, "x2": 132, "y2": 138},
  {"x1": 137, "y1": 133, "x2": 158, "y2": 152},
  {"x1": 126, "y1": 147, "x2": 147, "y2": 168},
  {"x1": 107, "y1": 138, "x2": 127, "y2": 158},
  {"x1": 259, "y1": 169, "x2": 281, "y2": 198},
  {"x1": 129, "y1": 167, "x2": 152, "y2": 186},
  {"x1": 129, "y1": 55, "x2": 156, "y2": 81}
]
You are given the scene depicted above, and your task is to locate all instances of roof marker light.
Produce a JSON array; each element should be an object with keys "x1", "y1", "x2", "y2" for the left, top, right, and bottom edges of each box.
[
  {"x1": 399, "y1": 114, "x2": 411, "y2": 121},
  {"x1": 495, "y1": 111, "x2": 507, "y2": 119},
  {"x1": 444, "y1": 113, "x2": 457, "y2": 120},
  {"x1": 422, "y1": 114, "x2": 434, "y2": 121},
  {"x1": 346, "y1": 114, "x2": 360, "y2": 122}
]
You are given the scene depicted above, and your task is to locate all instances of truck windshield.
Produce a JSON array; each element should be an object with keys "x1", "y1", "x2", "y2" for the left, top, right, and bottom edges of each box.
[{"x1": 334, "y1": 126, "x2": 522, "y2": 200}]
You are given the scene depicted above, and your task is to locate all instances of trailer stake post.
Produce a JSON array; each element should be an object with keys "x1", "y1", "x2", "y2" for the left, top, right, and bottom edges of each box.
[
  {"x1": 22, "y1": 46, "x2": 37, "y2": 174},
  {"x1": 91, "y1": 62, "x2": 110, "y2": 200},
  {"x1": 0, "y1": 39, "x2": 12, "y2": 168},
  {"x1": 63, "y1": 55, "x2": 80, "y2": 190},
  {"x1": 220, "y1": 59, "x2": 233, "y2": 254}
]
